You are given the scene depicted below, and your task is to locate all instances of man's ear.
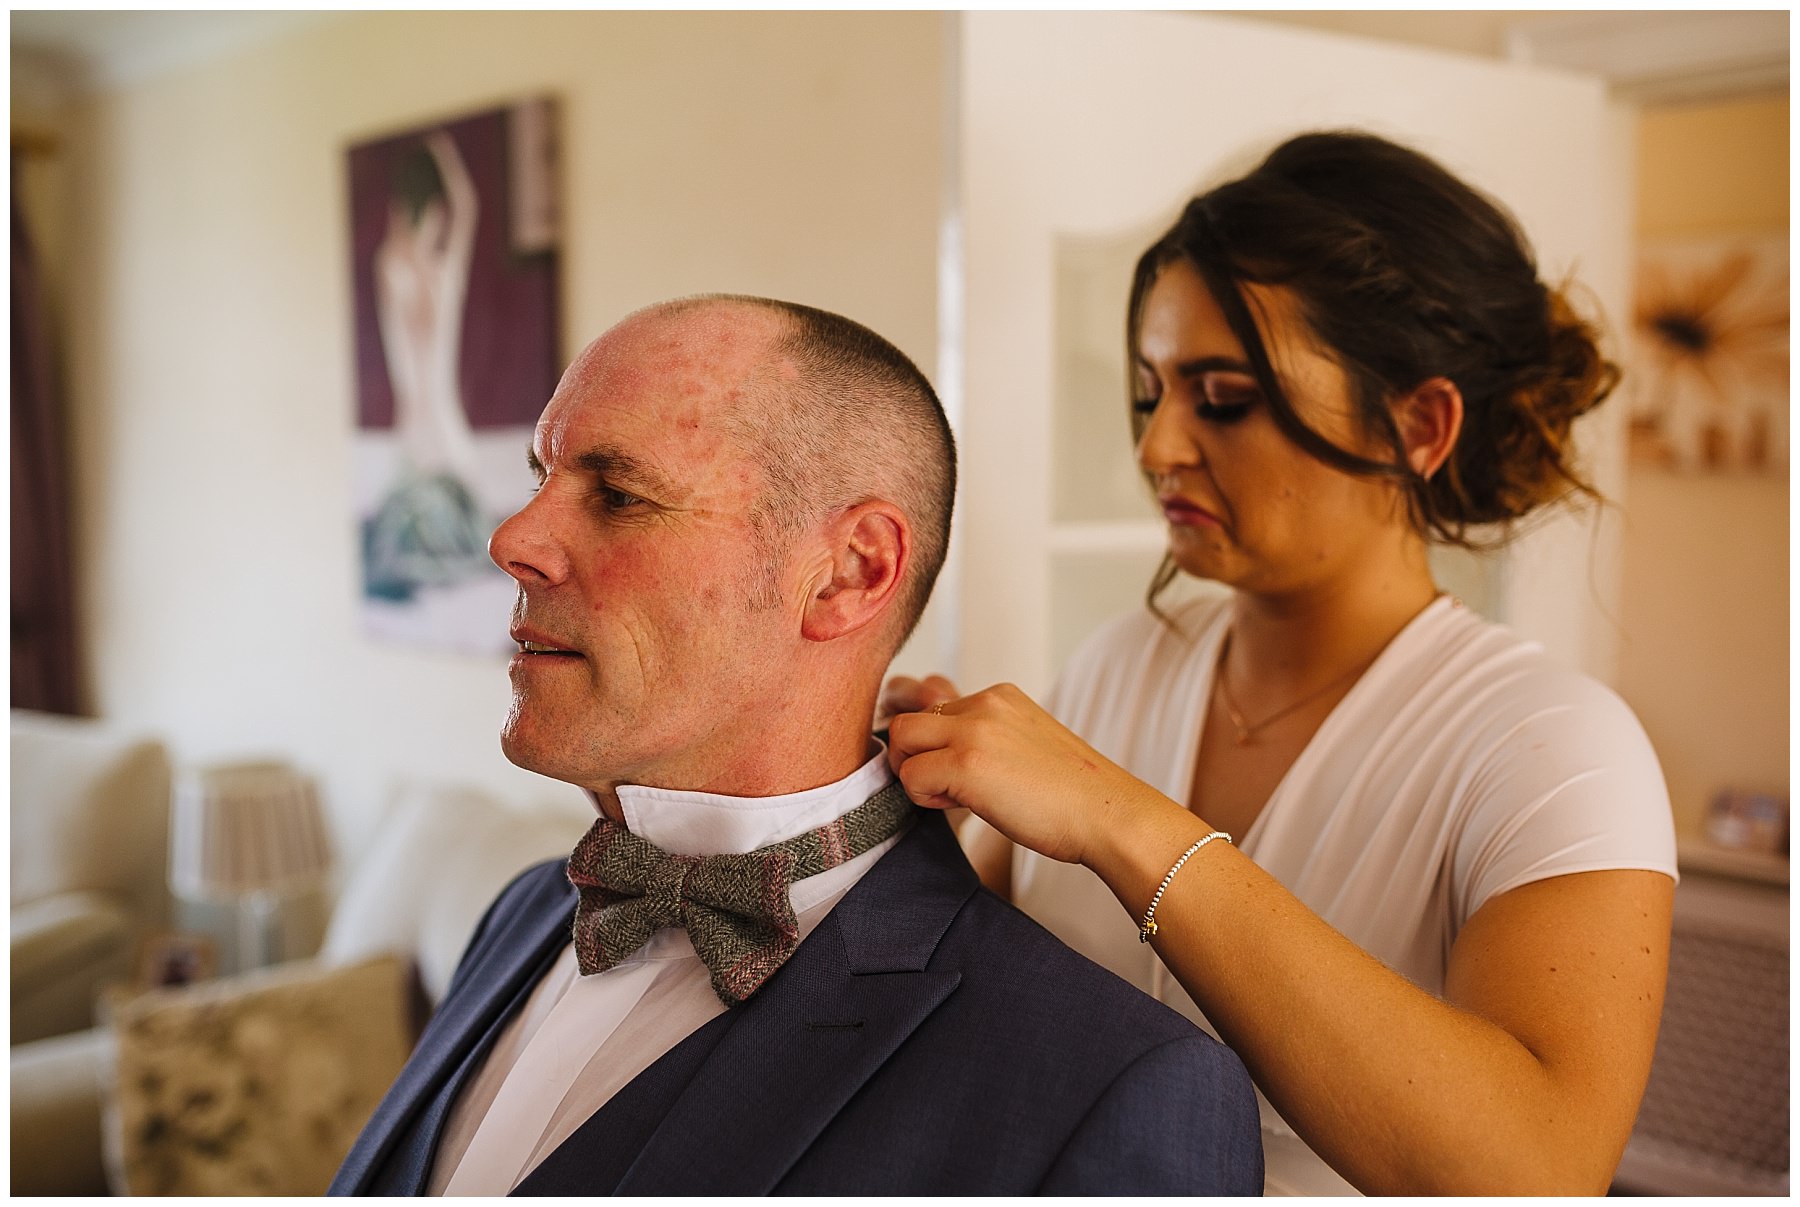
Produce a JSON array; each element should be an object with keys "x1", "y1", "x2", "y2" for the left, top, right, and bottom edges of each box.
[
  {"x1": 1394, "y1": 377, "x2": 1464, "y2": 479},
  {"x1": 799, "y1": 501, "x2": 909, "y2": 644}
]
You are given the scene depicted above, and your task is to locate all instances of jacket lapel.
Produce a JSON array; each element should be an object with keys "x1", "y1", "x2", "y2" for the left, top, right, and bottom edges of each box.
[
  {"x1": 612, "y1": 811, "x2": 977, "y2": 1195},
  {"x1": 336, "y1": 865, "x2": 575, "y2": 1195}
]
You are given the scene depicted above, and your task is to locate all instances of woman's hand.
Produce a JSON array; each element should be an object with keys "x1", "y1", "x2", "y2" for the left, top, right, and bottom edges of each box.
[
  {"x1": 886, "y1": 682, "x2": 1172, "y2": 867},
  {"x1": 875, "y1": 673, "x2": 959, "y2": 727}
]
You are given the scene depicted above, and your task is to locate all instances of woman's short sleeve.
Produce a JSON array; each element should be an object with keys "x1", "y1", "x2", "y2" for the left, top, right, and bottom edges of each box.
[{"x1": 1451, "y1": 669, "x2": 1678, "y2": 925}]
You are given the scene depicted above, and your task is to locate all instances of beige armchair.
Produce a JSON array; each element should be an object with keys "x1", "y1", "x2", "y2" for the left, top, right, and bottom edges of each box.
[
  {"x1": 10, "y1": 777, "x2": 588, "y2": 1195},
  {"x1": 11, "y1": 710, "x2": 173, "y2": 1045}
]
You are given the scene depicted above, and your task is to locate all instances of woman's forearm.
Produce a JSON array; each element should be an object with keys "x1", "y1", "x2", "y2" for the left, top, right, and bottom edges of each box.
[
  {"x1": 1088, "y1": 789, "x2": 1661, "y2": 1194},
  {"x1": 887, "y1": 686, "x2": 1667, "y2": 1192}
]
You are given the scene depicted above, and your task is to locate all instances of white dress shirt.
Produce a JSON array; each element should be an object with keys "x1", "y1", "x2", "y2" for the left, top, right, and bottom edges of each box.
[{"x1": 430, "y1": 746, "x2": 903, "y2": 1196}]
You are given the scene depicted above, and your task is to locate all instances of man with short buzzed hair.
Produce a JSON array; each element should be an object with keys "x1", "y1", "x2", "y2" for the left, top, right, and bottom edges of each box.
[
  {"x1": 720, "y1": 296, "x2": 956, "y2": 639},
  {"x1": 331, "y1": 296, "x2": 1261, "y2": 1196}
]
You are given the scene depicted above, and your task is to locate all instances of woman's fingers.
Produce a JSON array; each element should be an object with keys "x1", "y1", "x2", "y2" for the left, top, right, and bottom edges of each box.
[
  {"x1": 880, "y1": 676, "x2": 922, "y2": 716},
  {"x1": 885, "y1": 708, "x2": 954, "y2": 772},
  {"x1": 918, "y1": 674, "x2": 959, "y2": 705},
  {"x1": 883, "y1": 682, "x2": 1154, "y2": 868},
  {"x1": 892, "y1": 747, "x2": 961, "y2": 811},
  {"x1": 878, "y1": 673, "x2": 962, "y2": 722}
]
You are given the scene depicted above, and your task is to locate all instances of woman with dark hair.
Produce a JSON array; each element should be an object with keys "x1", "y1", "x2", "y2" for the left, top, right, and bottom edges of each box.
[{"x1": 886, "y1": 131, "x2": 1675, "y2": 1194}]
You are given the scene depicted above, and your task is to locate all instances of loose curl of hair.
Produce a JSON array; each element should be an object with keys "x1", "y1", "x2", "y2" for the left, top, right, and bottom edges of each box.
[{"x1": 1130, "y1": 131, "x2": 1619, "y2": 605}]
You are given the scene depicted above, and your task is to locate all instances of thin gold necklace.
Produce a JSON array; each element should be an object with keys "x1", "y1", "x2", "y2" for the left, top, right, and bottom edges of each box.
[{"x1": 1213, "y1": 630, "x2": 1372, "y2": 747}]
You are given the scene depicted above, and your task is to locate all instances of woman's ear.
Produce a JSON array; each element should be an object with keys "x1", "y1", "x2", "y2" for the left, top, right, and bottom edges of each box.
[
  {"x1": 1395, "y1": 377, "x2": 1464, "y2": 479},
  {"x1": 799, "y1": 501, "x2": 910, "y2": 644}
]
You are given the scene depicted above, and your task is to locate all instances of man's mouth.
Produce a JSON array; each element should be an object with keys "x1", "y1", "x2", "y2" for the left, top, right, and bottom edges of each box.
[{"x1": 511, "y1": 627, "x2": 582, "y2": 656}]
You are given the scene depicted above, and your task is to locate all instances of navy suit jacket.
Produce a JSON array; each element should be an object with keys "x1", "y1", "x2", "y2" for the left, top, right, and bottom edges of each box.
[{"x1": 330, "y1": 810, "x2": 1263, "y2": 1195}]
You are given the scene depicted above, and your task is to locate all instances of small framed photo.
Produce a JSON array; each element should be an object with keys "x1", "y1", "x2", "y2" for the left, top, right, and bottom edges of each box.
[{"x1": 135, "y1": 932, "x2": 218, "y2": 990}]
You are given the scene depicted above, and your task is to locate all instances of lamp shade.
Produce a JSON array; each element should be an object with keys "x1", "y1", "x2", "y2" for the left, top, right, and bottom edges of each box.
[{"x1": 170, "y1": 761, "x2": 333, "y2": 900}]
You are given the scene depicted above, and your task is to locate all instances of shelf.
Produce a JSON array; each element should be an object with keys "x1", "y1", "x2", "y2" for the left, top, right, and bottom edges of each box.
[{"x1": 1676, "y1": 836, "x2": 1789, "y2": 886}]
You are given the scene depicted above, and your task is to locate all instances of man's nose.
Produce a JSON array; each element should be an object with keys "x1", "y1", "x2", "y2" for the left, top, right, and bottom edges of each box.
[
  {"x1": 1135, "y1": 399, "x2": 1204, "y2": 478},
  {"x1": 488, "y1": 494, "x2": 567, "y2": 585}
]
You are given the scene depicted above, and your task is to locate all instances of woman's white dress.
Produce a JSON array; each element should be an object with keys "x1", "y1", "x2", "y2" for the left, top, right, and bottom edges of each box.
[{"x1": 1013, "y1": 594, "x2": 1678, "y2": 1194}]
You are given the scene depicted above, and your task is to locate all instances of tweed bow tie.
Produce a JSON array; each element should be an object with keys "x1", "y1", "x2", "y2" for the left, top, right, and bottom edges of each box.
[{"x1": 566, "y1": 780, "x2": 916, "y2": 1006}]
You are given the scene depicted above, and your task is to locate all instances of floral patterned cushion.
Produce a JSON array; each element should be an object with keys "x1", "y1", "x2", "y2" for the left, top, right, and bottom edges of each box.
[{"x1": 103, "y1": 954, "x2": 413, "y2": 1195}]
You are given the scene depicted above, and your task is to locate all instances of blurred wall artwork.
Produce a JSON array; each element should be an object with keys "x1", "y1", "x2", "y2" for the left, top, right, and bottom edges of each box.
[
  {"x1": 347, "y1": 98, "x2": 561, "y2": 653},
  {"x1": 1628, "y1": 233, "x2": 1788, "y2": 474}
]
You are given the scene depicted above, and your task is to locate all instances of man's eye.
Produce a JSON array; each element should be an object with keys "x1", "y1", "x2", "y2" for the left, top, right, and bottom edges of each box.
[
  {"x1": 1131, "y1": 394, "x2": 1161, "y2": 416},
  {"x1": 598, "y1": 485, "x2": 643, "y2": 511}
]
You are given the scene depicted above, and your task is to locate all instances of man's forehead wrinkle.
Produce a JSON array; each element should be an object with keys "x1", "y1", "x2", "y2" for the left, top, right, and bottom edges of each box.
[
  {"x1": 529, "y1": 302, "x2": 790, "y2": 503},
  {"x1": 532, "y1": 409, "x2": 571, "y2": 472},
  {"x1": 651, "y1": 316, "x2": 790, "y2": 449},
  {"x1": 574, "y1": 308, "x2": 779, "y2": 409}
]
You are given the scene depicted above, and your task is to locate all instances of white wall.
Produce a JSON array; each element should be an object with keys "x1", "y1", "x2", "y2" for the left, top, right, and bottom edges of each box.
[
  {"x1": 1616, "y1": 473, "x2": 1789, "y2": 833},
  {"x1": 955, "y1": 11, "x2": 1637, "y2": 694},
  {"x1": 1615, "y1": 93, "x2": 1790, "y2": 837},
  {"x1": 51, "y1": 12, "x2": 947, "y2": 855}
]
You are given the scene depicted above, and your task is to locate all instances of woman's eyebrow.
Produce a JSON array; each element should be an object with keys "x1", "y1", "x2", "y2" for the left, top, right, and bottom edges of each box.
[
  {"x1": 1174, "y1": 356, "x2": 1255, "y2": 377},
  {"x1": 1132, "y1": 353, "x2": 1256, "y2": 376}
]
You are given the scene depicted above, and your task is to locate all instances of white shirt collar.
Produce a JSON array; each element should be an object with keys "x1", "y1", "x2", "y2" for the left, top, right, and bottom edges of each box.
[{"x1": 615, "y1": 740, "x2": 895, "y2": 857}]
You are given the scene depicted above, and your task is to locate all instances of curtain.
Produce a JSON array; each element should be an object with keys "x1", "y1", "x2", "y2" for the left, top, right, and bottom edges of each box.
[{"x1": 12, "y1": 151, "x2": 83, "y2": 715}]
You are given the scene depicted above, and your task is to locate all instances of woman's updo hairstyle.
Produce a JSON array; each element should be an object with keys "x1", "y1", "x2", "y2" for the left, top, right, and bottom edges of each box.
[{"x1": 1128, "y1": 130, "x2": 1618, "y2": 548}]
